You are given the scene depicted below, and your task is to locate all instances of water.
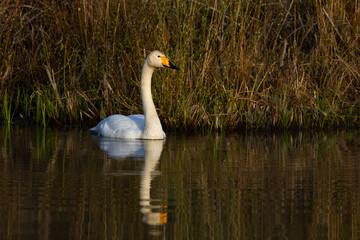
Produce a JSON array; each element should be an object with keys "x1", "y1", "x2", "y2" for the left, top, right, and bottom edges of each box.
[{"x1": 0, "y1": 126, "x2": 359, "y2": 239}]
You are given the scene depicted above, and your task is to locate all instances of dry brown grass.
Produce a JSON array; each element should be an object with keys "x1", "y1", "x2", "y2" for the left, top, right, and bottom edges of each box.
[{"x1": 0, "y1": 0, "x2": 359, "y2": 130}]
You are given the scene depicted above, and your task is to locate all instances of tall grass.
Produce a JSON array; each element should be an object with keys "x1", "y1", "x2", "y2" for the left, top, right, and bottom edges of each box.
[{"x1": 0, "y1": 0, "x2": 359, "y2": 130}]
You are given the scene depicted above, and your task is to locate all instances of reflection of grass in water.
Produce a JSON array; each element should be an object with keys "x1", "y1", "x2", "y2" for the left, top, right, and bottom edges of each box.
[
  {"x1": 161, "y1": 131, "x2": 360, "y2": 239},
  {"x1": 0, "y1": 1, "x2": 359, "y2": 130},
  {"x1": 0, "y1": 128, "x2": 359, "y2": 238}
]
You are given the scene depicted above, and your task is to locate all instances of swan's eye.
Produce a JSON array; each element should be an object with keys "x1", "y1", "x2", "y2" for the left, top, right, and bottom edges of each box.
[{"x1": 158, "y1": 55, "x2": 160, "y2": 58}]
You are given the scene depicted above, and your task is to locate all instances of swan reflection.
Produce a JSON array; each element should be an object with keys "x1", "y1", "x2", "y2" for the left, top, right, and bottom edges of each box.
[{"x1": 93, "y1": 136, "x2": 167, "y2": 226}]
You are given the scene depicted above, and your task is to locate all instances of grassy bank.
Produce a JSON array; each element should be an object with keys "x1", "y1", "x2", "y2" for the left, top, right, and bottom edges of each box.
[{"x1": 1, "y1": 0, "x2": 359, "y2": 130}]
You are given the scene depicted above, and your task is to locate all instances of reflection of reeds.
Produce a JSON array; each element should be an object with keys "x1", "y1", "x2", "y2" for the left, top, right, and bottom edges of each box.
[
  {"x1": 0, "y1": 126, "x2": 146, "y2": 239},
  {"x1": 0, "y1": 127, "x2": 359, "y2": 238},
  {"x1": 161, "y1": 131, "x2": 360, "y2": 239},
  {"x1": 0, "y1": 1, "x2": 359, "y2": 128}
]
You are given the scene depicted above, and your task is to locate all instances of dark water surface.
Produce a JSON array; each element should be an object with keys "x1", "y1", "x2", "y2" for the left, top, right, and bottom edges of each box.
[{"x1": 0, "y1": 126, "x2": 359, "y2": 239}]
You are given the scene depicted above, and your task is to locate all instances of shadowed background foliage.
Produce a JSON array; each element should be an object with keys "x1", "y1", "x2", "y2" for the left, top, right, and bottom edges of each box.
[{"x1": 1, "y1": 0, "x2": 359, "y2": 130}]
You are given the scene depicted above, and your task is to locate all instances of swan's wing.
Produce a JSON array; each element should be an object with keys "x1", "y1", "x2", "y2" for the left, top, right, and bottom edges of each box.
[
  {"x1": 91, "y1": 114, "x2": 145, "y2": 139},
  {"x1": 127, "y1": 114, "x2": 145, "y2": 129}
]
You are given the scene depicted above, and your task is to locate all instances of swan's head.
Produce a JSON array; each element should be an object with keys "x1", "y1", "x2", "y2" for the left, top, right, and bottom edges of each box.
[{"x1": 146, "y1": 50, "x2": 179, "y2": 70}]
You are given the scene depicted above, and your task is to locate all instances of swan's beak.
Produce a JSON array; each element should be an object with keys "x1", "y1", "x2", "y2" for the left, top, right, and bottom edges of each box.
[{"x1": 160, "y1": 57, "x2": 180, "y2": 70}]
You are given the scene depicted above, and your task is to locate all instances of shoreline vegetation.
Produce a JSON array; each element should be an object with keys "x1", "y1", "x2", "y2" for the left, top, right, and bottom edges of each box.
[{"x1": 1, "y1": 0, "x2": 359, "y2": 131}]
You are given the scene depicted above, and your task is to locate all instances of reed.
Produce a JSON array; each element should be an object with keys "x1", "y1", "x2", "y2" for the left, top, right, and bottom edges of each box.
[
  {"x1": 0, "y1": 0, "x2": 359, "y2": 130},
  {"x1": 2, "y1": 90, "x2": 12, "y2": 124}
]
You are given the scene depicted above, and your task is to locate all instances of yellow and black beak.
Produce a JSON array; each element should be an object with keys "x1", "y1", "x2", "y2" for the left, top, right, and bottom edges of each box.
[{"x1": 160, "y1": 57, "x2": 180, "y2": 70}]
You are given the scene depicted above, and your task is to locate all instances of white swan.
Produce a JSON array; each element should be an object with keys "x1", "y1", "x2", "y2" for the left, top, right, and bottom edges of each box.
[{"x1": 90, "y1": 50, "x2": 179, "y2": 139}]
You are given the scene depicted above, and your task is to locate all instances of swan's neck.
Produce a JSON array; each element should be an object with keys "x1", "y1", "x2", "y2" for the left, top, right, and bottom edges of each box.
[{"x1": 140, "y1": 61, "x2": 164, "y2": 139}]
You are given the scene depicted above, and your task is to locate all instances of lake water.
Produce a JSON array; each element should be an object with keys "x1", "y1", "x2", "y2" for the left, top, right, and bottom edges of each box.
[{"x1": 0, "y1": 126, "x2": 359, "y2": 239}]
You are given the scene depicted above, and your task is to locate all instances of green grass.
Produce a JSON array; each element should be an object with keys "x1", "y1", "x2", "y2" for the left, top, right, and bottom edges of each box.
[
  {"x1": 0, "y1": 0, "x2": 359, "y2": 130},
  {"x1": 2, "y1": 90, "x2": 12, "y2": 124}
]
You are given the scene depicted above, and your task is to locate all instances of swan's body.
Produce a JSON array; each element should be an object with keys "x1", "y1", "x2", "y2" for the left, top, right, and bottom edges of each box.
[{"x1": 90, "y1": 50, "x2": 179, "y2": 139}]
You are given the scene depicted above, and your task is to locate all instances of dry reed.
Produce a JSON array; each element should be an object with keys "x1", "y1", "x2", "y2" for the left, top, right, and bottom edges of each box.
[{"x1": 0, "y1": 0, "x2": 359, "y2": 130}]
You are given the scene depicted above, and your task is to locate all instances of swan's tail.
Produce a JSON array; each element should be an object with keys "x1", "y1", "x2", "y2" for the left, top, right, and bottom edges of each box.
[{"x1": 89, "y1": 126, "x2": 98, "y2": 132}]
